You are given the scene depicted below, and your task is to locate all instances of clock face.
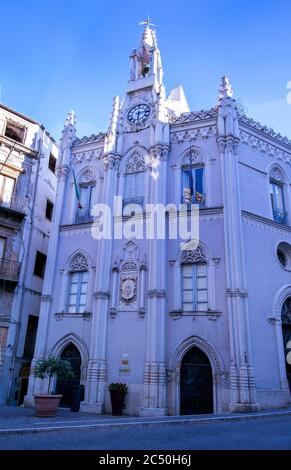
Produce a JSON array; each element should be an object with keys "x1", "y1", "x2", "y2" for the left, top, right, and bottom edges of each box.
[{"x1": 127, "y1": 104, "x2": 151, "y2": 125}]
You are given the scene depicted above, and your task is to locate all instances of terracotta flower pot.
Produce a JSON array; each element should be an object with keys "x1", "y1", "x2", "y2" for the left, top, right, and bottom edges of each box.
[
  {"x1": 34, "y1": 394, "x2": 62, "y2": 418},
  {"x1": 110, "y1": 390, "x2": 126, "y2": 416}
]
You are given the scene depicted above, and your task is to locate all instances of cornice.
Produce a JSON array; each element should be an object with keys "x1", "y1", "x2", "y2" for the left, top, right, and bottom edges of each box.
[
  {"x1": 59, "y1": 223, "x2": 93, "y2": 234},
  {"x1": 169, "y1": 108, "x2": 217, "y2": 125},
  {"x1": 242, "y1": 210, "x2": 291, "y2": 236},
  {"x1": 73, "y1": 133, "x2": 106, "y2": 147},
  {"x1": 239, "y1": 128, "x2": 291, "y2": 166},
  {"x1": 0, "y1": 136, "x2": 38, "y2": 158},
  {"x1": 239, "y1": 114, "x2": 291, "y2": 148}
]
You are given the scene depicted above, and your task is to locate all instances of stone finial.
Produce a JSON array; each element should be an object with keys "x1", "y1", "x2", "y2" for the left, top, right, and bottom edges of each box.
[
  {"x1": 60, "y1": 110, "x2": 76, "y2": 161},
  {"x1": 107, "y1": 96, "x2": 120, "y2": 134},
  {"x1": 216, "y1": 76, "x2": 239, "y2": 139},
  {"x1": 64, "y1": 110, "x2": 76, "y2": 128},
  {"x1": 218, "y1": 76, "x2": 234, "y2": 102},
  {"x1": 139, "y1": 16, "x2": 157, "y2": 48},
  {"x1": 105, "y1": 96, "x2": 120, "y2": 154}
]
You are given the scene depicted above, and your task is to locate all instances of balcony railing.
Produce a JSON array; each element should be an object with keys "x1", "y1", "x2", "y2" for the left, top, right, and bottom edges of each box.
[
  {"x1": 122, "y1": 197, "x2": 144, "y2": 211},
  {"x1": 273, "y1": 208, "x2": 288, "y2": 225},
  {"x1": 0, "y1": 194, "x2": 26, "y2": 214},
  {"x1": 0, "y1": 258, "x2": 20, "y2": 282},
  {"x1": 75, "y1": 207, "x2": 93, "y2": 225}
]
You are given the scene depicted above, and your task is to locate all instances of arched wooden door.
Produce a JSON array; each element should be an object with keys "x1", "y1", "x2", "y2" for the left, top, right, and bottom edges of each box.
[
  {"x1": 56, "y1": 344, "x2": 81, "y2": 407},
  {"x1": 281, "y1": 297, "x2": 291, "y2": 392},
  {"x1": 180, "y1": 347, "x2": 213, "y2": 415}
]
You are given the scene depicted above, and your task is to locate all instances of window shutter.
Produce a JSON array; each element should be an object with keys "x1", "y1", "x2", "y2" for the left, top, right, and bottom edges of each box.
[
  {"x1": 192, "y1": 264, "x2": 197, "y2": 310},
  {"x1": 135, "y1": 171, "x2": 144, "y2": 198},
  {"x1": 195, "y1": 167, "x2": 204, "y2": 195},
  {"x1": 89, "y1": 185, "x2": 96, "y2": 215},
  {"x1": 124, "y1": 173, "x2": 134, "y2": 199}
]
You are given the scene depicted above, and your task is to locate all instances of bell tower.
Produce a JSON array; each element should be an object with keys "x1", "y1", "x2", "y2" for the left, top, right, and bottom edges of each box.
[{"x1": 128, "y1": 17, "x2": 163, "y2": 94}]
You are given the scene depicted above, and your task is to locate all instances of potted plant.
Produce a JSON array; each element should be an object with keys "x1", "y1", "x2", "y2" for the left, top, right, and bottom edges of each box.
[
  {"x1": 108, "y1": 383, "x2": 128, "y2": 416},
  {"x1": 34, "y1": 356, "x2": 75, "y2": 417}
]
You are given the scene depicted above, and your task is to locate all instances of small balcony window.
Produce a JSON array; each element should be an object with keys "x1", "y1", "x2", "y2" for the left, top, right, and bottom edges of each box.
[
  {"x1": 0, "y1": 174, "x2": 15, "y2": 208},
  {"x1": 45, "y1": 199, "x2": 54, "y2": 221},
  {"x1": 48, "y1": 154, "x2": 57, "y2": 173},
  {"x1": 33, "y1": 251, "x2": 47, "y2": 278},
  {"x1": 4, "y1": 122, "x2": 25, "y2": 143},
  {"x1": 182, "y1": 167, "x2": 205, "y2": 207},
  {"x1": 270, "y1": 179, "x2": 287, "y2": 225}
]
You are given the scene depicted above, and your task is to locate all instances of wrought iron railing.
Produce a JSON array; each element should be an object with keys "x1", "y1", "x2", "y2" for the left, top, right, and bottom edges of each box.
[
  {"x1": 0, "y1": 193, "x2": 25, "y2": 213},
  {"x1": 273, "y1": 208, "x2": 288, "y2": 225},
  {"x1": 0, "y1": 258, "x2": 20, "y2": 282},
  {"x1": 122, "y1": 197, "x2": 144, "y2": 211},
  {"x1": 75, "y1": 207, "x2": 93, "y2": 224}
]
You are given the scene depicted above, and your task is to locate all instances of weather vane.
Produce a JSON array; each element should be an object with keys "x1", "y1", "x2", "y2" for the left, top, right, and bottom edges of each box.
[{"x1": 139, "y1": 16, "x2": 155, "y2": 28}]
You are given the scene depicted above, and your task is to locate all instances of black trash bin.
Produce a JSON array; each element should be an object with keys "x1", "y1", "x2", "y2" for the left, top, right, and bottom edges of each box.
[{"x1": 71, "y1": 384, "x2": 85, "y2": 412}]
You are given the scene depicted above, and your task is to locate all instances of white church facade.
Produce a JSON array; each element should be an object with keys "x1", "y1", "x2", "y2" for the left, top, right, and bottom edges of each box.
[{"x1": 25, "y1": 23, "x2": 291, "y2": 416}]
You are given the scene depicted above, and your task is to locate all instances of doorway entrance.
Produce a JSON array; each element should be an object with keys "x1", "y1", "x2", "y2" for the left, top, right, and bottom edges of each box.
[
  {"x1": 180, "y1": 346, "x2": 213, "y2": 415},
  {"x1": 56, "y1": 343, "x2": 81, "y2": 407},
  {"x1": 281, "y1": 297, "x2": 291, "y2": 392}
]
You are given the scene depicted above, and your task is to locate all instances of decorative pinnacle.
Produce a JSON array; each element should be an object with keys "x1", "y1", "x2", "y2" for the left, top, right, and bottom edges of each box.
[
  {"x1": 64, "y1": 110, "x2": 76, "y2": 128},
  {"x1": 139, "y1": 16, "x2": 157, "y2": 48},
  {"x1": 218, "y1": 76, "x2": 234, "y2": 101}
]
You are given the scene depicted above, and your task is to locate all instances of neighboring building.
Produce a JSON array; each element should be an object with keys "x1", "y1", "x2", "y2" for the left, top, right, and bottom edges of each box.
[
  {"x1": 0, "y1": 104, "x2": 58, "y2": 405},
  {"x1": 25, "y1": 23, "x2": 291, "y2": 416}
]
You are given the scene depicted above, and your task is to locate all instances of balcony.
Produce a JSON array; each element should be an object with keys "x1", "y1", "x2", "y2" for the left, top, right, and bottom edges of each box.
[
  {"x1": 0, "y1": 258, "x2": 20, "y2": 283},
  {"x1": 0, "y1": 194, "x2": 26, "y2": 222},
  {"x1": 122, "y1": 197, "x2": 144, "y2": 212},
  {"x1": 75, "y1": 207, "x2": 93, "y2": 225},
  {"x1": 273, "y1": 208, "x2": 288, "y2": 225}
]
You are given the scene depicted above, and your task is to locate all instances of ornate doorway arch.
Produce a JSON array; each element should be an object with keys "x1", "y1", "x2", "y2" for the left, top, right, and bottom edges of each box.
[
  {"x1": 281, "y1": 297, "x2": 291, "y2": 392},
  {"x1": 271, "y1": 286, "x2": 291, "y2": 394},
  {"x1": 170, "y1": 336, "x2": 223, "y2": 415},
  {"x1": 180, "y1": 347, "x2": 213, "y2": 414},
  {"x1": 56, "y1": 343, "x2": 82, "y2": 407}
]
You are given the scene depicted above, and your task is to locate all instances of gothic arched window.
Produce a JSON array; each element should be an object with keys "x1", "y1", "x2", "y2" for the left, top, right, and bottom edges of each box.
[
  {"x1": 181, "y1": 148, "x2": 205, "y2": 207},
  {"x1": 75, "y1": 168, "x2": 97, "y2": 224},
  {"x1": 269, "y1": 167, "x2": 287, "y2": 225},
  {"x1": 181, "y1": 246, "x2": 208, "y2": 312},
  {"x1": 123, "y1": 151, "x2": 145, "y2": 208},
  {"x1": 67, "y1": 254, "x2": 89, "y2": 314}
]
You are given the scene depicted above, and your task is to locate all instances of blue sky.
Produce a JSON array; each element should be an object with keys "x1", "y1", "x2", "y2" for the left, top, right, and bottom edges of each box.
[{"x1": 1, "y1": 0, "x2": 291, "y2": 139}]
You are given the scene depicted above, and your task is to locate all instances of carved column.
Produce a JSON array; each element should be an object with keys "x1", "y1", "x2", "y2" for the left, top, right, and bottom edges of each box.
[
  {"x1": 80, "y1": 153, "x2": 119, "y2": 413},
  {"x1": 110, "y1": 262, "x2": 119, "y2": 319},
  {"x1": 139, "y1": 258, "x2": 147, "y2": 318},
  {"x1": 141, "y1": 145, "x2": 169, "y2": 416},
  {"x1": 219, "y1": 137, "x2": 259, "y2": 411}
]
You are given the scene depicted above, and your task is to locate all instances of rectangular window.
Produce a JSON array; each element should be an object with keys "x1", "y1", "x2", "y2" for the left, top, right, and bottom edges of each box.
[
  {"x1": 45, "y1": 199, "x2": 54, "y2": 221},
  {"x1": 76, "y1": 185, "x2": 96, "y2": 224},
  {"x1": 182, "y1": 263, "x2": 208, "y2": 312},
  {"x1": 0, "y1": 174, "x2": 15, "y2": 208},
  {"x1": 48, "y1": 154, "x2": 57, "y2": 173},
  {"x1": 80, "y1": 185, "x2": 96, "y2": 215},
  {"x1": 182, "y1": 167, "x2": 205, "y2": 205},
  {"x1": 0, "y1": 237, "x2": 6, "y2": 259},
  {"x1": 124, "y1": 171, "x2": 144, "y2": 206},
  {"x1": 5, "y1": 122, "x2": 25, "y2": 143},
  {"x1": 270, "y1": 181, "x2": 286, "y2": 224},
  {"x1": 67, "y1": 271, "x2": 88, "y2": 314},
  {"x1": 33, "y1": 251, "x2": 47, "y2": 278}
]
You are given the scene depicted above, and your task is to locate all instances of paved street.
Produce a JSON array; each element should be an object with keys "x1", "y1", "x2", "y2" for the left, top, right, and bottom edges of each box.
[{"x1": 1, "y1": 415, "x2": 291, "y2": 450}]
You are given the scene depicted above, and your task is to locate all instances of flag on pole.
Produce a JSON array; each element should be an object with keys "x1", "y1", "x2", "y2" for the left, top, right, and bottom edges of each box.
[{"x1": 72, "y1": 168, "x2": 82, "y2": 208}]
